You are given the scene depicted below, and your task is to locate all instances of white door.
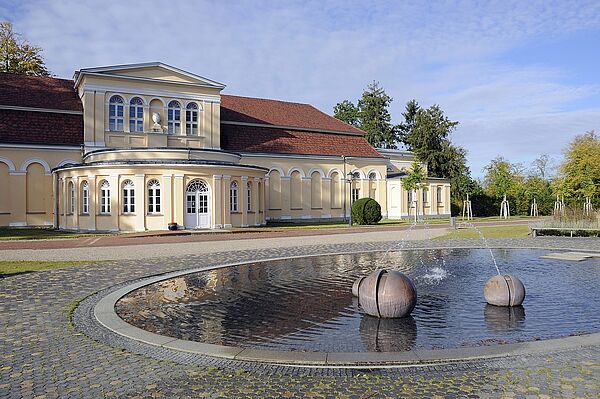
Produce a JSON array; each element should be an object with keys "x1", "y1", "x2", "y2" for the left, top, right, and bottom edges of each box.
[{"x1": 184, "y1": 179, "x2": 211, "y2": 229}]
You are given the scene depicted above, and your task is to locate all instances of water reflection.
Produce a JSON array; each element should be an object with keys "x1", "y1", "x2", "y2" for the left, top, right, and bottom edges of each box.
[
  {"x1": 360, "y1": 315, "x2": 417, "y2": 352},
  {"x1": 484, "y1": 304, "x2": 526, "y2": 332}
]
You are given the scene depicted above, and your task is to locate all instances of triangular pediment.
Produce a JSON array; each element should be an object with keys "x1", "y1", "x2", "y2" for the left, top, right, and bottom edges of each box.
[{"x1": 75, "y1": 62, "x2": 225, "y2": 89}]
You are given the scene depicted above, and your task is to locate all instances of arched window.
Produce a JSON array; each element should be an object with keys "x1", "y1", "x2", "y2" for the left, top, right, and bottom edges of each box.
[
  {"x1": 186, "y1": 103, "x2": 198, "y2": 136},
  {"x1": 129, "y1": 97, "x2": 144, "y2": 132},
  {"x1": 122, "y1": 179, "x2": 135, "y2": 214},
  {"x1": 100, "y1": 180, "x2": 111, "y2": 214},
  {"x1": 108, "y1": 95, "x2": 124, "y2": 131},
  {"x1": 167, "y1": 100, "x2": 181, "y2": 134},
  {"x1": 437, "y1": 186, "x2": 443, "y2": 203},
  {"x1": 230, "y1": 181, "x2": 239, "y2": 212},
  {"x1": 81, "y1": 181, "x2": 89, "y2": 214},
  {"x1": 247, "y1": 181, "x2": 252, "y2": 212},
  {"x1": 422, "y1": 187, "x2": 429, "y2": 204},
  {"x1": 147, "y1": 179, "x2": 161, "y2": 214},
  {"x1": 69, "y1": 181, "x2": 75, "y2": 214},
  {"x1": 368, "y1": 172, "x2": 377, "y2": 180}
]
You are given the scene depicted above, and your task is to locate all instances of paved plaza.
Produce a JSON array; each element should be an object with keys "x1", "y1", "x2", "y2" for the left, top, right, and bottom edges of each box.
[{"x1": 1, "y1": 231, "x2": 599, "y2": 398}]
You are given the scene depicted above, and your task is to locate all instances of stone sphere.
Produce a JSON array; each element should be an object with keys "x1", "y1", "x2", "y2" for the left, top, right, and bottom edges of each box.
[
  {"x1": 484, "y1": 274, "x2": 526, "y2": 307},
  {"x1": 352, "y1": 276, "x2": 365, "y2": 297},
  {"x1": 358, "y1": 269, "x2": 417, "y2": 318}
]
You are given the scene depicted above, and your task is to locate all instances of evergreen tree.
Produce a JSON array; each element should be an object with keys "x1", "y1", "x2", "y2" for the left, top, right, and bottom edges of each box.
[
  {"x1": 333, "y1": 100, "x2": 360, "y2": 126},
  {"x1": 357, "y1": 81, "x2": 397, "y2": 149},
  {"x1": 333, "y1": 82, "x2": 397, "y2": 148},
  {"x1": 398, "y1": 99, "x2": 420, "y2": 144},
  {"x1": 0, "y1": 22, "x2": 49, "y2": 76}
]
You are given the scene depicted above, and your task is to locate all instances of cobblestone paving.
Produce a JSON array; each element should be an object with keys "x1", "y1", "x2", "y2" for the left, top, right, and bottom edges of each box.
[{"x1": 1, "y1": 238, "x2": 599, "y2": 398}]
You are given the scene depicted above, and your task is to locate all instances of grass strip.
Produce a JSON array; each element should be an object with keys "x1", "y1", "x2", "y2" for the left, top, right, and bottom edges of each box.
[{"x1": 0, "y1": 260, "x2": 97, "y2": 276}]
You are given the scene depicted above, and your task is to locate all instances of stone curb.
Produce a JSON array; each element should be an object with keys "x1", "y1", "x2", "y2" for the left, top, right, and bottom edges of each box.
[{"x1": 93, "y1": 247, "x2": 600, "y2": 368}]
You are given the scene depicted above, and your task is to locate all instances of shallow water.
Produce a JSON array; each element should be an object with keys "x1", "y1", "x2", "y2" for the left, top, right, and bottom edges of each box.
[{"x1": 116, "y1": 249, "x2": 600, "y2": 352}]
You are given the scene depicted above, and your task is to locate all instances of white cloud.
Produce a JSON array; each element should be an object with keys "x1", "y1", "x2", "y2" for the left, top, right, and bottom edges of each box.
[{"x1": 5, "y1": 0, "x2": 600, "y2": 176}]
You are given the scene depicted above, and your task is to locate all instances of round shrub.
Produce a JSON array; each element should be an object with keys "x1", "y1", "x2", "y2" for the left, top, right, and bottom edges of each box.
[{"x1": 352, "y1": 197, "x2": 382, "y2": 225}]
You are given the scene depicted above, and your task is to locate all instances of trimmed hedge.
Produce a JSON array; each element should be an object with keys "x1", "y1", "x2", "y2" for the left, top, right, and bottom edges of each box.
[{"x1": 351, "y1": 197, "x2": 382, "y2": 225}]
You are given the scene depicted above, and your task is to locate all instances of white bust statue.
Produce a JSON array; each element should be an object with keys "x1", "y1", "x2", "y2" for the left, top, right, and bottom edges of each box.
[{"x1": 151, "y1": 112, "x2": 163, "y2": 132}]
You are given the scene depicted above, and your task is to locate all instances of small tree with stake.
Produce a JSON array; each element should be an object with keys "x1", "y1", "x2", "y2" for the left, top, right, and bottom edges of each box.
[{"x1": 403, "y1": 161, "x2": 427, "y2": 223}]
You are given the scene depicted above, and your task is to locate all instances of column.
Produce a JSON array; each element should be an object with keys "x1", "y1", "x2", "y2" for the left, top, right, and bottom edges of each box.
[
  {"x1": 212, "y1": 174, "x2": 222, "y2": 228},
  {"x1": 162, "y1": 174, "x2": 173, "y2": 229},
  {"x1": 62, "y1": 177, "x2": 68, "y2": 229},
  {"x1": 143, "y1": 104, "x2": 150, "y2": 133},
  {"x1": 301, "y1": 177, "x2": 311, "y2": 219},
  {"x1": 74, "y1": 177, "x2": 80, "y2": 230},
  {"x1": 253, "y1": 178, "x2": 260, "y2": 226},
  {"x1": 377, "y1": 179, "x2": 387, "y2": 218},
  {"x1": 280, "y1": 176, "x2": 291, "y2": 219},
  {"x1": 88, "y1": 176, "x2": 97, "y2": 230},
  {"x1": 322, "y1": 177, "x2": 331, "y2": 218},
  {"x1": 109, "y1": 175, "x2": 119, "y2": 231},
  {"x1": 263, "y1": 176, "x2": 270, "y2": 221},
  {"x1": 134, "y1": 174, "x2": 146, "y2": 231},
  {"x1": 222, "y1": 175, "x2": 232, "y2": 228},
  {"x1": 173, "y1": 174, "x2": 184, "y2": 227},
  {"x1": 259, "y1": 177, "x2": 266, "y2": 225},
  {"x1": 240, "y1": 176, "x2": 248, "y2": 227},
  {"x1": 360, "y1": 179, "x2": 369, "y2": 200}
]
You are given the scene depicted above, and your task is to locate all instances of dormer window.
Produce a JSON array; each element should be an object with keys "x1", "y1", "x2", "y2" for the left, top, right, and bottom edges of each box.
[
  {"x1": 186, "y1": 103, "x2": 198, "y2": 136},
  {"x1": 167, "y1": 100, "x2": 181, "y2": 134},
  {"x1": 129, "y1": 97, "x2": 144, "y2": 132},
  {"x1": 108, "y1": 95, "x2": 124, "y2": 131}
]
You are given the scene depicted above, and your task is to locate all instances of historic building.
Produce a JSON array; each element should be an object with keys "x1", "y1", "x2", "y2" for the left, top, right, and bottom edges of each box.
[{"x1": 0, "y1": 63, "x2": 450, "y2": 231}]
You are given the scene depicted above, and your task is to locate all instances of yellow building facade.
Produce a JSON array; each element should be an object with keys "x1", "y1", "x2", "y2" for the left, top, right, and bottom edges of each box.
[{"x1": 0, "y1": 63, "x2": 450, "y2": 231}]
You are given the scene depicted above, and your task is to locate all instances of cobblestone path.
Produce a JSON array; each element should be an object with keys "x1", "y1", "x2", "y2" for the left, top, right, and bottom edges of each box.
[{"x1": 1, "y1": 238, "x2": 599, "y2": 398}]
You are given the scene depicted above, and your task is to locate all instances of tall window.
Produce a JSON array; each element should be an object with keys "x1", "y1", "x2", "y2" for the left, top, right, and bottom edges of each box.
[
  {"x1": 247, "y1": 181, "x2": 252, "y2": 212},
  {"x1": 147, "y1": 179, "x2": 161, "y2": 214},
  {"x1": 423, "y1": 188, "x2": 429, "y2": 203},
  {"x1": 129, "y1": 97, "x2": 144, "y2": 132},
  {"x1": 69, "y1": 181, "x2": 75, "y2": 214},
  {"x1": 122, "y1": 180, "x2": 135, "y2": 214},
  {"x1": 82, "y1": 181, "x2": 89, "y2": 214},
  {"x1": 186, "y1": 103, "x2": 198, "y2": 135},
  {"x1": 100, "y1": 180, "x2": 111, "y2": 214},
  {"x1": 351, "y1": 188, "x2": 360, "y2": 203},
  {"x1": 108, "y1": 95, "x2": 124, "y2": 131},
  {"x1": 437, "y1": 186, "x2": 443, "y2": 203},
  {"x1": 407, "y1": 189, "x2": 414, "y2": 204},
  {"x1": 230, "y1": 181, "x2": 238, "y2": 212},
  {"x1": 167, "y1": 100, "x2": 181, "y2": 134}
]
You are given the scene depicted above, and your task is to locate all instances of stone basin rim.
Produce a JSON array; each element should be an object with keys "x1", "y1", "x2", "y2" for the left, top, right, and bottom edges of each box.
[{"x1": 92, "y1": 246, "x2": 600, "y2": 368}]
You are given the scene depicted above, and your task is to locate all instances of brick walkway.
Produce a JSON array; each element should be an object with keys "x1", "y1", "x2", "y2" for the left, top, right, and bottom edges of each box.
[{"x1": 1, "y1": 237, "x2": 599, "y2": 398}]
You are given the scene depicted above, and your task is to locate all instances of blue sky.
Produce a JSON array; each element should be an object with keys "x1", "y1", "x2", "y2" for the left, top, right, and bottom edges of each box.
[{"x1": 2, "y1": 0, "x2": 599, "y2": 177}]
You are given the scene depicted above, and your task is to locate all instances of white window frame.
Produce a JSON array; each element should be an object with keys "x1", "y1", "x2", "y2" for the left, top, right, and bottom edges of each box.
[
  {"x1": 122, "y1": 179, "x2": 135, "y2": 214},
  {"x1": 351, "y1": 187, "x2": 360, "y2": 203},
  {"x1": 247, "y1": 181, "x2": 252, "y2": 212},
  {"x1": 423, "y1": 187, "x2": 429, "y2": 204},
  {"x1": 108, "y1": 95, "x2": 124, "y2": 131},
  {"x1": 100, "y1": 180, "x2": 111, "y2": 214},
  {"x1": 437, "y1": 186, "x2": 443, "y2": 203},
  {"x1": 82, "y1": 181, "x2": 89, "y2": 214},
  {"x1": 129, "y1": 97, "x2": 144, "y2": 133},
  {"x1": 230, "y1": 181, "x2": 239, "y2": 212},
  {"x1": 186, "y1": 102, "x2": 198, "y2": 136},
  {"x1": 147, "y1": 179, "x2": 161, "y2": 214},
  {"x1": 167, "y1": 100, "x2": 181, "y2": 135}
]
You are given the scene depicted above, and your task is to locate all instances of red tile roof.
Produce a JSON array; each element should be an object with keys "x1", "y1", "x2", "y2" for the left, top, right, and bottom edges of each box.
[
  {"x1": 0, "y1": 109, "x2": 83, "y2": 146},
  {"x1": 221, "y1": 94, "x2": 365, "y2": 135},
  {"x1": 0, "y1": 73, "x2": 381, "y2": 157},
  {"x1": 221, "y1": 124, "x2": 382, "y2": 158},
  {"x1": 0, "y1": 73, "x2": 82, "y2": 111}
]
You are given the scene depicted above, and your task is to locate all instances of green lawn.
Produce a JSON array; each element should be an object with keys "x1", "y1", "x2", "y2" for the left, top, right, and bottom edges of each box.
[
  {"x1": 435, "y1": 224, "x2": 531, "y2": 240},
  {"x1": 0, "y1": 228, "x2": 110, "y2": 241},
  {"x1": 0, "y1": 260, "x2": 98, "y2": 276}
]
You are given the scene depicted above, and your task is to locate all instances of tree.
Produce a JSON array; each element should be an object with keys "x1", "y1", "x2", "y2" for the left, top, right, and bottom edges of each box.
[
  {"x1": 400, "y1": 103, "x2": 460, "y2": 178},
  {"x1": 483, "y1": 156, "x2": 523, "y2": 200},
  {"x1": 557, "y1": 130, "x2": 600, "y2": 205},
  {"x1": 530, "y1": 154, "x2": 553, "y2": 179},
  {"x1": 357, "y1": 81, "x2": 397, "y2": 149},
  {"x1": 333, "y1": 82, "x2": 397, "y2": 148},
  {"x1": 0, "y1": 22, "x2": 49, "y2": 76},
  {"x1": 402, "y1": 160, "x2": 427, "y2": 193},
  {"x1": 333, "y1": 100, "x2": 360, "y2": 127}
]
